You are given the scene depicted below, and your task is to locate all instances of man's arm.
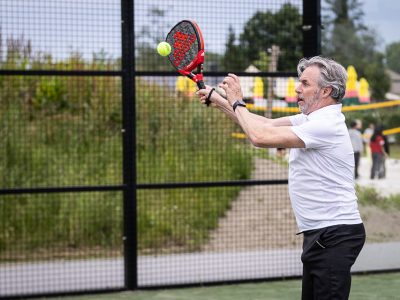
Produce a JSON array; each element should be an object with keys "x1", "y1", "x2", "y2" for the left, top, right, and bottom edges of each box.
[
  {"x1": 234, "y1": 106, "x2": 305, "y2": 148},
  {"x1": 217, "y1": 73, "x2": 305, "y2": 149},
  {"x1": 197, "y1": 86, "x2": 293, "y2": 127}
]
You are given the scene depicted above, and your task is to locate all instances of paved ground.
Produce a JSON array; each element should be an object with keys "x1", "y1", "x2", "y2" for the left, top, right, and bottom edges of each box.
[
  {"x1": 202, "y1": 157, "x2": 300, "y2": 253},
  {"x1": 356, "y1": 157, "x2": 400, "y2": 196},
  {"x1": 2, "y1": 243, "x2": 400, "y2": 297}
]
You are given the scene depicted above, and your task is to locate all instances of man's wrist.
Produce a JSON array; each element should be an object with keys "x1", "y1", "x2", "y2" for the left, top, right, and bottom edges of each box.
[{"x1": 232, "y1": 100, "x2": 246, "y2": 112}]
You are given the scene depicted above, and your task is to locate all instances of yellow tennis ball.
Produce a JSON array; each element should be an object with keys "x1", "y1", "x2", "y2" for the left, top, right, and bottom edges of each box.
[{"x1": 157, "y1": 42, "x2": 171, "y2": 56}]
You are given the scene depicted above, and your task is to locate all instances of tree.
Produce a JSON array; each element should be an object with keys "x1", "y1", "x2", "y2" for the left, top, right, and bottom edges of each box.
[
  {"x1": 324, "y1": 0, "x2": 365, "y2": 30},
  {"x1": 222, "y1": 3, "x2": 302, "y2": 72},
  {"x1": 364, "y1": 52, "x2": 391, "y2": 100},
  {"x1": 221, "y1": 26, "x2": 248, "y2": 71},
  {"x1": 269, "y1": 4, "x2": 302, "y2": 71},
  {"x1": 322, "y1": 0, "x2": 390, "y2": 100},
  {"x1": 386, "y1": 42, "x2": 400, "y2": 73},
  {"x1": 135, "y1": 7, "x2": 172, "y2": 71}
]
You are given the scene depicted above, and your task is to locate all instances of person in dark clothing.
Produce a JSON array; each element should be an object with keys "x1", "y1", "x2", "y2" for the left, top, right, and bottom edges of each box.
[{"x1": 369, "y1": 126, "x2": 388, "y2": 179}]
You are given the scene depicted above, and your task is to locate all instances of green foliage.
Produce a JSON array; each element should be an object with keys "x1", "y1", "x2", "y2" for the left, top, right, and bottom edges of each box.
[
  {"x1": 324, "y1": 0, "x2": 365, "y2": 29},
  {"x1": 0, "y1": 39, "x2": 252, "y2": 258},
  {"x1": 135, "y1": 45, "x2": 172, "y2": 71},
  {"x1": 135, "y1": 7, "x2": 174, "y2": 71},
  {"x1": 322, "y1": 0, "x2": 390, "y2": 100},
  {"x1": 32, "y1": 77, "x2": 68, "y2": 111},
  {"x1": 389, "y1": 144, "x2": 400, "y2": 159},
  {"x1": 344, "y1": 106, "x2": 400, "y2": 136},
  {"x1": 221, "y1": 26, "x2": 248, "y2": 71},
  {"x1": 222, "y1": 3, "x2": 302, "y2": 72},
  {"x1": 0, "y1": 36, "x2": 124, "y2": 258},
  {"x1": 356, "y1": 185, "x2": 400, "y2": 210},
  {"x1": 356, "y1": 185, "x2": 385, "y2": 206},
  {"x1": 135, "y1": 80, "x2": 252, "y2": 252},
  {"x1": 363, "y1": 52, "x2": 391, "y2": 100},
  {"x1": 0, "y1": 100, "x2": 123, "y2": 257},
  {"x1": 0, "y1": 192, "x2": 122, "y2": 255},
  {"x1": 386, "y1": 42, "x2": 400, "y2": 73}
]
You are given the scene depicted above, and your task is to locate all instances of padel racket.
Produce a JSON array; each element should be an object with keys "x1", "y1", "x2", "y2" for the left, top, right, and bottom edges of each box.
[{"x1": 166, "y1": 20, "x2": 211, "y2": 105}]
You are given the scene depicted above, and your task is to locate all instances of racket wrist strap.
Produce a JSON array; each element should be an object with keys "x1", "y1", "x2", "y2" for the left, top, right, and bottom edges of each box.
[{"x1": 205, "y1": 88, "x2": 215, "y2": 104}]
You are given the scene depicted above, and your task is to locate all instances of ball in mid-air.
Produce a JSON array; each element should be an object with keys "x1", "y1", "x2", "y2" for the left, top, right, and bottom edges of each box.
[{"x1": 157, "y1": 42, "x2": 172, "y2": 56}]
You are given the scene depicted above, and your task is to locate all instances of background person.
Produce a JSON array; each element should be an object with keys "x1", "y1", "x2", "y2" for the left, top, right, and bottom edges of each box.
[
  {"x1": 363, "y1": 123, "x2": 375, "y2": 164},
  {"x1": 348, "y1": 120, "x2": 364, "y2": 179},
  {"x1": 370, "y1": 126, "x2": 388, "y2": 179},
  {"x1": 197, "y1": 56, "x2": 365, "y2": 300}
]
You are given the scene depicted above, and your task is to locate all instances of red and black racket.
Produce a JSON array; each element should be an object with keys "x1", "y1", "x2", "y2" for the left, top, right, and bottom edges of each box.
[{"x1": 166, "y1": 20, "x2": 211, "y2": 105}]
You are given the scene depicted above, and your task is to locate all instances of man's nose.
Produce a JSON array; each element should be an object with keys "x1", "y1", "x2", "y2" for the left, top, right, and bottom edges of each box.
[{"x1": 294, "y1": 82, "x2": 301, "y2": 94}]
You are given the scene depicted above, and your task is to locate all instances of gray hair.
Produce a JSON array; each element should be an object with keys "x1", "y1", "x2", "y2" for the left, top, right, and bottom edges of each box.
[{"x1": 297, "y1": 56, "x2": 347, "y2": 102}]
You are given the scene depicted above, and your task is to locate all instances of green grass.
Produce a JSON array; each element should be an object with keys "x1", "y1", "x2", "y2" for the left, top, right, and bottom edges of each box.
[
  {"x1": 389, "y1": 143, "x2": 400, "y2": 159},
  {"x1": 356, "y1": 185, "x2": 400, "y2": 210},
  {"x1": 38, "y1": 272, "x2": 400, "y2": 300},
  {"x1": 135, "y1": 83, "x2": 252, "y2": 253},
  {"x1": 0, "y1": 76, "x2": 124, "y2": 258},
  {"x1": 0, "y1": 77, "x2": 252, "y2": 259}
]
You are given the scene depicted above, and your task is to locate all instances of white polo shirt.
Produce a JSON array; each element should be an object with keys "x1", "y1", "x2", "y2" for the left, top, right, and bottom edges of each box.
[{"x1": 289, "y1": 104, "x2": 362, "y2": 232}]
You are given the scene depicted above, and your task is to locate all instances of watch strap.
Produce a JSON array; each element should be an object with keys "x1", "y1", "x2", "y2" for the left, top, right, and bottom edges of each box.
[{"x1": 232, "y1": 100, "x2": 246, "y2": 112}]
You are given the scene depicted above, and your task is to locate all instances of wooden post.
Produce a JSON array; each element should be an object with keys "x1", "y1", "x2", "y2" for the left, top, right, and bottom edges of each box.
[{"x1": 266, "y1": 45, "x2": 280, "y2": 118}]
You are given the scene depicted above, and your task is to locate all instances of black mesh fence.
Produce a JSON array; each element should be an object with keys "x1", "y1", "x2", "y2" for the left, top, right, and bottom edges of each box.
[
  {"x1": 0, "y1": 76, "x2": 122, "y2": 189},
  {"x1": 133, "y1": 0, "x2": 303, "y2": 288},
  {"x1": 135, "y1": 0, "x2": 303, "y2": 73},
  {"x1": 0, "y1": 192, "x2": 123, "y2": 297},
  {"x1": 0, "y1": 1, "x2": 121, "y2": 71},
  {"x1": 2, "y1": 0, "x2": 399, "y2": 299},
  {"x1": 0, "y1": 1, "x2": 124, "y2": 297}
]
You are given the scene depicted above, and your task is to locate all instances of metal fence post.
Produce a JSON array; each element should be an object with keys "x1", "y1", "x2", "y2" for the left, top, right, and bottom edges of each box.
[
  {"x1": 121, "y1": 0, "x2": 137, "y2": 290},
  {"x1": 302, "y1": 0, "x2": 321, "y2": 57}
]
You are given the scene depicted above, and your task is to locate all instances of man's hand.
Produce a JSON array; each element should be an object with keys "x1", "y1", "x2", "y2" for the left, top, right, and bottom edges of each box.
[
  {"x1": 196, "y1": 85, "x2": 216, "y2": 106},
  {"x1": 219, "y1": 74, "x2": 244, "y2": 106},
  {"x1": 196, "y1": 85, "x2": 229, "y2": 108}
]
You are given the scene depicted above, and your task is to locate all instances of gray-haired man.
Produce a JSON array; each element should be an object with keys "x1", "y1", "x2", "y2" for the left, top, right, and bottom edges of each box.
[{"x1": 197, "y1": 56, "x2": 366, "y2": 300}]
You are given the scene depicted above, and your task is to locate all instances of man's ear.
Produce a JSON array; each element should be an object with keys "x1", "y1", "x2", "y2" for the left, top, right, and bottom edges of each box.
[{"x1": 322, "y1": 86, "x2": 332, "y2": 98}]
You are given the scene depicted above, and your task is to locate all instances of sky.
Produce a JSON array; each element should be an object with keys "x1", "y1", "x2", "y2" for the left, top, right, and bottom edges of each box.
[
  {"x1": 361, "y1": 0, "x2": 400, "y2": 50},
  {"x1": 0, "y1": 0, "x2": 399, "y2": 61}
]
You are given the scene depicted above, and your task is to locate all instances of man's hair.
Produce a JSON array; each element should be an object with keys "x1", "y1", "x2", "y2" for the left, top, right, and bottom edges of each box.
[
  {"x1": 350, "y1": 120, "x2": 357, "y2": 128},
  {"x1": 297, "y1": 56, "x2": 347, "y2": 102}
]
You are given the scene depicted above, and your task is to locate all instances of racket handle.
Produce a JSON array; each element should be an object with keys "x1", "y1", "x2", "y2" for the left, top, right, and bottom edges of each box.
[
  {"x1": 197, "y1": 81, "x2": 227, "y2": 106},
  {"x1": 197, "y1": 81, "x2": 211, "y2": 106},
  {"x1": 197, "y1": 81, "x2": 206, "y2": 90}
]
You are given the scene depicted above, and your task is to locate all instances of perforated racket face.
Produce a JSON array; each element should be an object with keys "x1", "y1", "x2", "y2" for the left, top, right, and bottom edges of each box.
[{"x1": 166, "y1": 20, "x2": 203, "y2": 71}]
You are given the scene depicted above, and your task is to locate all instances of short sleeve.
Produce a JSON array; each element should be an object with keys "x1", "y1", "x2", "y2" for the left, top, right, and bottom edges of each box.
[
  {"x1": 291, "y1": 119, "x2": 337, "y2": 149},
  {"x1": 289, "y1": 113, "x2": 306, "y2": 126}
]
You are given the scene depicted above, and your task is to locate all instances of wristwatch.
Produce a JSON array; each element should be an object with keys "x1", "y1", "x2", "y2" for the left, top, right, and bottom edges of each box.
[{"x1": 232, "y1": 100, "x2": 247, "y2": 112}]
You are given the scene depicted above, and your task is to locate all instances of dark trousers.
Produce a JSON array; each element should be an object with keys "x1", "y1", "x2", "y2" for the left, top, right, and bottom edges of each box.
[
  {"x1": 301, "y1": 224, "x2": 366, "y2": 300},
  {"x1": 354, "y1": 152, "x2": 360, "y2": 179},
  {"x1": 371, "y1": 153, "x2": 384, "y2": 179}
]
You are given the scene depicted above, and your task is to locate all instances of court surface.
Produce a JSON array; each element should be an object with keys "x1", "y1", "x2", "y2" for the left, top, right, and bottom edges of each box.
[{"x1": 39, "y1": 272, "x2": 400, "y2": 300}]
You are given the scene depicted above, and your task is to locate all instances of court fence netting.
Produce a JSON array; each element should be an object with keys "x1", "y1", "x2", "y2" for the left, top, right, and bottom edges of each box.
[{"x1": 1, "y1": 0, "x2": 399, "y2": 298}]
